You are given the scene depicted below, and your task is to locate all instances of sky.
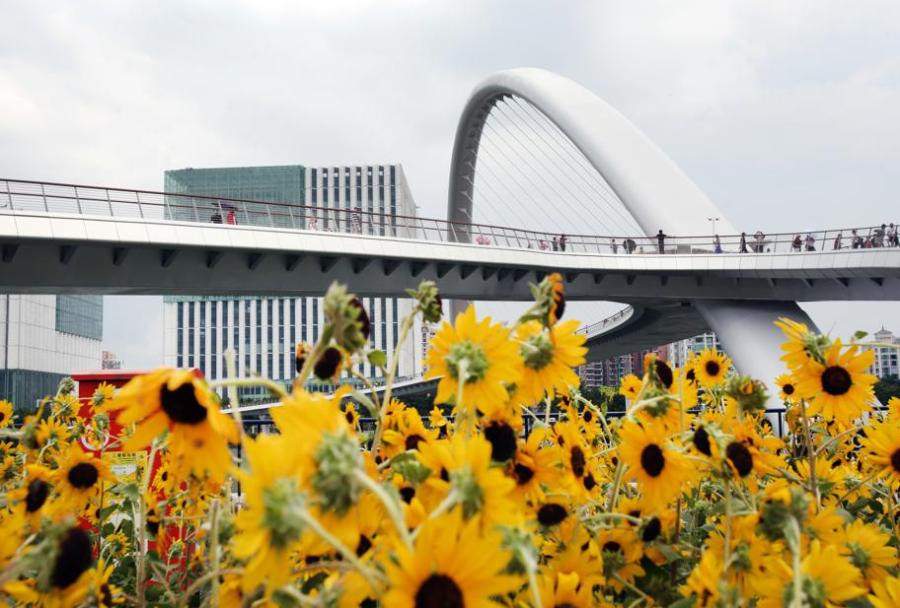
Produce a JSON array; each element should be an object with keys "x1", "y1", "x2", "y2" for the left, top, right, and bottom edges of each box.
[{"x1": 1, "y1": 1, "x2": 899, "y2": 367}]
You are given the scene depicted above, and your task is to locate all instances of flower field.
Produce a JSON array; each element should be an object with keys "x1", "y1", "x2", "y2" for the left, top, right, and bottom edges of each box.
[{"x1": 0, "y1": 275, "x2": 898, "y2": 607}]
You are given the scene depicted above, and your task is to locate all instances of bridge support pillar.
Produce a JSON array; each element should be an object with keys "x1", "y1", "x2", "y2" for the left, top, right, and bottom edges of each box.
[{"x1": 693, "y1": 300, "x2": 819, "y2": 416}]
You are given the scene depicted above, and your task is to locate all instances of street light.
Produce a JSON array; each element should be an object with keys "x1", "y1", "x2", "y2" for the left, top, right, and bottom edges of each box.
[{"x1": 707, "y1": 217, "x2": 720, "y2": 235}]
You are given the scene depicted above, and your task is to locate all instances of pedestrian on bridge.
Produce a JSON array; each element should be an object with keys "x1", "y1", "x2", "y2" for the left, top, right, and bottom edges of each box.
[
  {"x1": 753, "y1": 231, "x2": 765, "y2": 252},
  {"x1": 611, "y1": 238, "x2": 618, "y2": 254},
  {"x1": 656, "y1": 229, "x2": 667, "y2": 254},
  {"x1": 851, "y1": 229, "x2": 862, "y2": 249},
  {"x1": 804, "y1": 233, "x2": 816, "y2": 251},
  {"x1": 558, "y1": 234, "x2": 567, "y2": 251},
  {"x1": 833, "y1": 231, "x2": 843, "y2": 250},
  {"x1": 714, "y1": 235, "x2": 723, "y2": 253},
  {"x1": 739, "y1": 232, "x2": 748, "y2": 253},
  {"x1": 888, "y1": 223, "x2": 899, "y2": 246},
  {"x1": 792, "y1": 234, "x2": 802, "y2": 252}
]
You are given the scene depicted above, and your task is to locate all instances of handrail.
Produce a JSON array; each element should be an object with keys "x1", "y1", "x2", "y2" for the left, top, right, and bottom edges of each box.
[{"x1": 1, "y1": 178, "x2": 899, "y2": 255}]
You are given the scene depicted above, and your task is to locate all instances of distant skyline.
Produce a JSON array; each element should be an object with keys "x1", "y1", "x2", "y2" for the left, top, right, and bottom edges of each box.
[{"x1": 3, "y1": 1, "x2": 899, "y2": 368}]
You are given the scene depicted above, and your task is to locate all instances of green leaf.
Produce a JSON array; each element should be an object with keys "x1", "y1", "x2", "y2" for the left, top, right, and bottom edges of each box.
[
  {"x1": 390, "y1": 452, "x2": 432, "y2": 485},
  {"x1": 667, "y1": 597, "x2": 696, "y2": 608},
  {"x1": 367, "y1": 350, "x2": 388, "y2": 368},
  {"x1": 853, "y1": 330, "x2": 868, "y2": 340}
]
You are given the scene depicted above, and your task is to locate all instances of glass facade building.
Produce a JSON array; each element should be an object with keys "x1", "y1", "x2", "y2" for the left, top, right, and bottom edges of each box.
[{"x1": 162, "y1": 164, "x2": 421, "y2": 400}]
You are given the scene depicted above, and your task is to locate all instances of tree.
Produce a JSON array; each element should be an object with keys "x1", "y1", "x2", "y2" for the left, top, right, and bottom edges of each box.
[{"x1": 875, "y1": 374, "x2": 900, "y2": 405}]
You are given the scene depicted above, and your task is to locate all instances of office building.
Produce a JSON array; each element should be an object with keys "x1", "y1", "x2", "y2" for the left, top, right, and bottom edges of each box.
[
  {"x1": 863, "y1": 327, "x2": 899, "y2": 379},
  {"x1": 1, "y1": 295, "x2": 103, "y2": 411},
  {"x1": 162, "y1": 164, "x2": 421, "y2": 398}
]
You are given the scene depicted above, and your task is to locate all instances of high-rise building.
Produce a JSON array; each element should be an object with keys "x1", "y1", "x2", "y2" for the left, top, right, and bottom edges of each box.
[
  {"x1": 667, "y1": 332, "x2": 720, "y2": 369},
  {"x1": 1, "y1": 295, "x2": 103, "y2": 411},
  {"x1": 863, "y1": 327, "x2": 899, "y2": 379},
  {"x1": 161, "y1": 164, "x2": 421, "y2": 400}
]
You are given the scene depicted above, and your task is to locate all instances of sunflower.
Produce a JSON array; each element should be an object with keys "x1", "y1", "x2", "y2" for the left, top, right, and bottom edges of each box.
[
  {"x1": 539, "y1": 571, "x2": 595, "y2": 608},
  {"x1": 839, "y1": 520, "x2": 898, "y2": 584},
  {"x1": 547, "y1": 272, "x2": 566, "y2": 325},
  {"x1": 594, "y1": 526, "x2": 646, "y2": 591},
  {"x1": 509, "y1": 428, "x2": 560, "y2": 502},
  {"x1": 794, "y1": 340, "x2": 876, "y2": 427},
  {"x1": 869, "y1": 576, "x2": 900, "y2": 608},
  {"x1": 109, "y1": 368, "x2": 238, "y2": 483},
  {"x1": 775, "y1": 374, "x2": 799, "y2": 403},
  {"x1": 341, "y1": 402, "x2": 360, "y2": 430},
  {"x1": 513, "y1": 319, "x2": 586, "y2": 406},
  {"x1": 553, "y1": 420, "x2": 590, "y2": 488},
  {"x1": 794, "y1": 540, "x2": 865, "y2": 606},
  {"x1": 55, "y1": 445, "x2": 114, "y2": 513},
  {"x1": 424, "y1": 305, "x2": 522, "y2": 415},
  {"x1": 888, "y1": 396, "x2": 900, "y2": 420},
  {"x1": 860, "y1": 419, "x2": 900, "y2": 487},
  {"x1": 0, "y1": 399, "x2": 13, "y2": 428},
  {"x1": 4, "y1": 526, "x2": 94, "y2": 608},
  {"x1": 382, "y1": 510, "x2": 520, "y2": 608},
  {"x1": 617, "y1": 419, "x2": 693, "y2": 511},
  {"x1": 381, "y1": 406, "x2": 438, "y2": 460},
  {"x1": 444, "y1": 434, "x2": 518, "y2": 528},
  {"x1": 232, "y1": 433, "x2": 310, "y2": 593},
  {"x1": 35, "y1": 416, "x2": 70, "y2": 451},
  {"x1": 10, "y1": 464, "x2": 55, "y2": 528},
  {"x1": 679, "y1": 550, "x2": 723, "y2": 607},
  {"x1": 774, "y1": 317, "x2": 822, "y2": 372},
  {"x1": 92, "y1": 560, "x2": 124, "y2": 607},
  {"x1": 694, "y1": 349, "x2": 731, "y2": 389},
  {"x1": 619, "y1": 374, "x2": 643, "y2": 401}
]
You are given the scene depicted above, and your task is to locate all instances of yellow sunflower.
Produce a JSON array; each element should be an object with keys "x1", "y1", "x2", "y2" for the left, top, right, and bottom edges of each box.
[
  {"x1": 232, "y1": 433, "x2": 310, "y2": 593},
  {"x1": 35, "y1": 415, "x2": 70, "y2": 451},
  {"x1": 774, "y1": 317, "x2": 821, "y2": 372},
  {"x1": 539, "y1": 571, "x2": 595, "y2": 608},
  {"x1": 619, "y1": 374, "x2": 643, "y2": 401},
  {"x1": 55, "y1": 445, "x2": 114, "y2": 513},
  {"x1": 382, "y1": 510, "x2": 521, "y2": 608},
  {"x1": 513, "y1": 319, "x2": 586, "y2": 406},
  {"x1": 109, "y1": 368, "x2": 238, "y2": 483},
  {"x1": 839, "y1": 520, "x2": 898, "y2": 584},
  {"x1": 775, "y1": 373, "x2": 799, "y2": 403},
  {"x1": 794, "y1": 340, "x2": 876, "y2": 426},
  {"x1": 4, "y1": 526, "x2": 94, "y2": 608},
  {"x1": 10, "y1": 463, "x2": 55, "y2": 528},
  {"x1": 617, "y1": 419, "x2": 693, "y2": 511},
  {"x1": 424, "y1": 305, "x2": 522, "y2": 415},
  {"x1": 679, "y1": 550, "x2": 723, "y2": 607},
  {"x1": 869, "y1": 576, "x2": 900, "y2": 608},
  {"x1": 861, "y1": 418, "x2": 900, "y2": 488},
  {"x1": 694, "y1": 349, "x2": 731, "y2": 389},
  {"x1": 888, "y1": 396, "x2": 900, "y2": 420},
  {"x1": 795, "y1": 540, "x2": 865, "y2": 606},
  {"x1": 92, "y1": 559, "x2": 124, "y2": 607},
  {"x1": 0, "y1": 399, "x2": 13, "y2": 428},
  {"x1": 509, "y1": 428, "x2": 561, "y2": 502}
]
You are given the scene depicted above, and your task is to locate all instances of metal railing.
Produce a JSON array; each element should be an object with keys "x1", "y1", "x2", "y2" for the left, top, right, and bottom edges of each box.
[
  {"x1": 576, "y1": 307, "x2": 634, "y2": 337},
  {"x1": 2, "y1": 178, "x2": 898, "y2": 256}
]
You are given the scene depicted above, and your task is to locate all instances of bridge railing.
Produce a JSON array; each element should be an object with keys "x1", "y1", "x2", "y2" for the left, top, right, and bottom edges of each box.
[{"x1": 2, "y1": 178, "x2": 897, "y2": 255}]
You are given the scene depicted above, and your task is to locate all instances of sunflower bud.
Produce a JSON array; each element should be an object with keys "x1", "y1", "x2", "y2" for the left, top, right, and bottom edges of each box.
[
  {"x1": 323, "y1": 282, "x2": 369, "y2": 353},
  {"x1": 408, "y1": 281, "x2": 442, "y2": 323},
  {"x1": 295, "y1": 342, "x2": 313, "y2": 374},
  {"x1": 56, "y1": 377, "x2": 76, "y2": 397},
  {"x1": 312, "y1": 432, "x2": 362, "y2": 515},
  {"x1": 725, "y1": 374, "x2": 767, "y2": 414}
]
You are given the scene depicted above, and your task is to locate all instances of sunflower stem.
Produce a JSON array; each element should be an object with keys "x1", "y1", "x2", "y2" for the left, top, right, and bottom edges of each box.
[
  {"x1": 209, "y1": 498, "x2": 221, "y2": 607},
  {"x1": 298, "y1": 508, "x2": 384, "y2": 589},
  {"x1": 520, "y1": 547, "x2": 543, "y2": 608},
  {"x1": 614, "y1": 573, "x2": 653, "y2": 605},
  {"x1": 222, "y1": 348, "x2": 243, "y2": 434},
  {"x1": 797, "y1": 399, "x2": 820, "y2": 511},
  {"x1": 276, "y1": 585, "x2": 320, "y2": 606},
  {"x1": 606, "y1": 461, "x2": 625, "y2": 511},
  {"x1": 723, "y1": 476, "x2": 733, "y2": 574},
  {"x1": 353, "y1": 469, "x2": 413, "y2": 549},
  {"x1": 370, "y1": 306, "x2": 414, "y2": 453},
  {"x1": 786, "y1": 516, "x2": 804, "y2": 608}
]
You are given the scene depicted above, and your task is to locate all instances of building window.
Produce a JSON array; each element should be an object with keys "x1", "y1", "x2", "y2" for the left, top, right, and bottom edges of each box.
[
  {"x1": 177, "y1": 302, "x2": 184, "y2": 367},
  {"x1": 301, "y1": 297, "x2": 307, "y2": 343},
  {"x1": 188, "y1": 303, "x2": 195, "y2": 368},
  {"x1": 245, "y1": 300, "x2": 252, "y2": 373},
  {"x1": 257, "y1": 299, "x2": 263, "y2": 373},
  {"x1": 211, "y1": 302, "x2": 217, "y2": 380},
  {"x1": 312, "y1": 299, "x2": 319, "y2": 343},
  {"x1": 267, "y1": 299, "x2": 274, "y2": 378},
  {"x1": 322, "y1": 169, "x2": 329, "y2": 205},
  {"x1": 55, "y1": 295, "x2": 103, "y2": 340},
  {"x1": 311, "y1": 169, "x2": 318, "y2": 204},
  {"x1": 199, "y1": 302, "x2": 207, "y2": 373}
]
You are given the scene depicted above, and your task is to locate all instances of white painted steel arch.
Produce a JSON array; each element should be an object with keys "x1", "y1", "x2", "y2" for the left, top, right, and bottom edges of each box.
[{"x1": 446, "y1": 68, "x2": 817, "y2": 403}]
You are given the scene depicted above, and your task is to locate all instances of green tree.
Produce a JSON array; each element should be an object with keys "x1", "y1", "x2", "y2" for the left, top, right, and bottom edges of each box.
[{"x1": 875, "y1": 374, "x2": 900, "y2": 405}]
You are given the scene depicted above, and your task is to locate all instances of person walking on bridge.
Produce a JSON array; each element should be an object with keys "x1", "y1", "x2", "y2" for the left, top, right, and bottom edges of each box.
[
  {"x1": 739, "y1": 232, "x2": 748, "y2": 253},
  {"x1": 656, "y1": 229, "x2": 667, "y2": 254},
  {"x1": 558, "y1": 234, "x2": 567, "y2": 251},
  {"x1": 804, "y1": 233, "x2": 816, "y2": 251},
  {"x1": 753, "y1": 230, "x2": 765, "y2": 252},
  {"x1": 833, "y1": 231, "x2": 843, "y2": 250},
  {"x1": 611, "y1": 238, "x2": 618, "y2": 254}
]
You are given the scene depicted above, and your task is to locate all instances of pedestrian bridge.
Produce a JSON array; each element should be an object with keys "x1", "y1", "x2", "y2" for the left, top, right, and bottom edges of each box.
[{"x1": 2, "y1": 67, "x2": 899, "y2": 395}]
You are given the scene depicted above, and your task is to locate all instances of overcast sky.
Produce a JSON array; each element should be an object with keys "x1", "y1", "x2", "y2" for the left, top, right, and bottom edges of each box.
[{"x1": 2, "y1": 1, "x2": 898, "y2": 367}]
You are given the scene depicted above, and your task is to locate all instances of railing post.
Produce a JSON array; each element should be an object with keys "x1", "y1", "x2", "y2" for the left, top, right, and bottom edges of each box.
[
  {"x1": 106, "y1": 188, "x2": 114, "y2": 217},
  {"x1": 136, "y1": 192, "x2": 145, "y2": 219},
  {"x1": 40, "y1": 182, "x2": 48, "y2": 213},
  {"x1": 265, "y1": 202, "x2": 274, "y2": 228},
  {"x1": 191, "y1": 196, "x2": 200, "y2": 222},
  {"x1": 74, "y1": 186, "x2": 83, "y2": 215}
]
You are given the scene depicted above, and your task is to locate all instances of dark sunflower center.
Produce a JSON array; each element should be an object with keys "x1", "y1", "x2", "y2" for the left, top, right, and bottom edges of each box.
[
  {"x1": 891, "y1": 448, "x2": 900, "y2": 473},
  {"x1": 51, "y1": 528, "x2": 93, "y2": 589},
  {"x1": 484, "y1": 422, "x2": 517, "y2": 462},
  {"x1": 582, "y1": 409, "x2": 593, "y2": 423},
  {"x1": 641, "y1": 517, "x2": 662, "y2": 542},
  {"x1": 356, "y1": 534, "x2": 373, "y2": 557},
  {"x1": 685, "y1": 368, "x2": 696, "y2": 385},
  {"x1": 569, "y1": 446, "x2": 586, "y2": 478},
  {"x1": 25, "y1": 478, "x2": 50, "y2": 513},
  {"x1": 704, "y1": 361, "x2": 720, "y2": 376},
  {"x1": 726, "y1": 442, "x2": 753, "y2": 477},
  {"x1": 602, "y1": 541, "x2": 622, "y2": 555},
  {"x1": 160, "y1": 383, "x2": 207, "y2": 425},
  {"x1": 101, "y1": 584, "x2": 113, "y2": 607},
  {"x1": 640, "y1": 444, "x2": 665, "y2": 477},
  {"x1": 513, "y1": 462, "x2": 535, "y2": 485},
  {"x1": 821, "y1": 366, "x2": 852, "y2": 396},
  {"x1": 0, "y1": 412, "x2": 5, "y2": 422},
  {"x1": 345, "y1": 410, "x2": 355, "y2": 425},
  {"x1": 313, "y1": 347, "x2": 343, "y2": 381},
  {"x1": 655, "y1": 360, "x2": 674, "y2": 388},
  {"x1": 405, "y1": 434, "x2": 425, "y2": 451},
  {"x1": 552, "y1": 291, "x2": 566, "y2": 321},
  {"x1": 583, "y1": 472, "x2": 597, "y2": 490},
  {"x1": 67, "y1": 463, "x2": 99, "y2": 489},
  {"x1": 399, "y1": 486, "x2": 416, "y2": 504},
  {"x1": 783, "y1": 383, "x2": 795, "y2": 396},
  {"x1": 414, "y1": 574, "x2": 464, "y2": 608},
  {"x1": 349, "y1": 297, "x2": 371, "y2": 340},
  {"x1": 537, "y1": 503, "x2": 568, "y2": 526},
  {"x1": 692, "y1": 426, "x2": 712, "y2": 456}
]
